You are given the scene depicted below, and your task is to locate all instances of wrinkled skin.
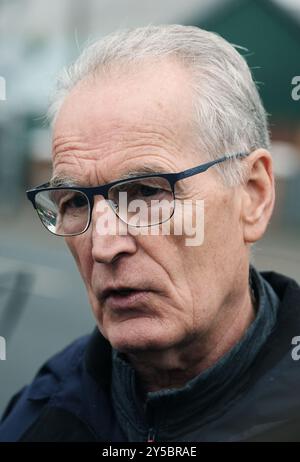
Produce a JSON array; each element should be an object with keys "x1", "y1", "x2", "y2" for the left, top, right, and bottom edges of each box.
[{"x1": 52, "y1": 59, "x2": 275, "y2": 391}]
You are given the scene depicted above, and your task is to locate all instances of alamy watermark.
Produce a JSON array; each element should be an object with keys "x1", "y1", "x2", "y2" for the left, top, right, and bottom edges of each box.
[
  {"x1": 291, "y1": 76, "x2": 300, "y2": 101},
  {"x1": 291, "y1": 336, "x2": 300, "y2": 361},
  {"x1": 0, "y1": 336, "x2": 6, "y2": 361},
  {"x1": 93, "y1": 195, "x2": 205, "y2": 246},
  {"x1": 0, "y1": 75, "x2": 6, "y2": 101}
]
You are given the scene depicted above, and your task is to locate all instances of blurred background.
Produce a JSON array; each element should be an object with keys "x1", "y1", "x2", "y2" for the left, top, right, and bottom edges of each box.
[{"x1": 0, "y1": 0, "x2": 299, "y2": 414}]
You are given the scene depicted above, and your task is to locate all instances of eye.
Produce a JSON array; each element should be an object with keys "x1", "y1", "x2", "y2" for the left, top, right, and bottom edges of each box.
[
  {"x1": 139, "y1": 185, "x2": 163, "y2": 197},
  {"x1": 61, "y1": 193, "x2": 87, "y2": 211},
  {"x1": 68, "y1": 194, "x2": 86, "y2": 208},
  {"x1": 109, "y1": 177, "x2": 172, "y2": 204}
]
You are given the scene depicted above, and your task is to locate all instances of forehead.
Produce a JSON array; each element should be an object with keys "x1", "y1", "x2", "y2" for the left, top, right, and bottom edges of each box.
[
  {"x1": 52, "y1": 59, "x2": 198, "y2": 183},
  {"x1": 54, "y1": 59, "x2": 195, "y2": 137}
]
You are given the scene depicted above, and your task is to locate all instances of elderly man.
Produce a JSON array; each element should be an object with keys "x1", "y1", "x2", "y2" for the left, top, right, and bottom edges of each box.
[{"x1": 1, "y1": 25, "x2": 300, "y2": 442}]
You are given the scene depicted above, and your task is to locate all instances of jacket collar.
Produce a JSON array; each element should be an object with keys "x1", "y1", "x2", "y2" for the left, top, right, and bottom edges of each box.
[{"x1": 84, "y1": 326, "x2": 112, "y2": 390}]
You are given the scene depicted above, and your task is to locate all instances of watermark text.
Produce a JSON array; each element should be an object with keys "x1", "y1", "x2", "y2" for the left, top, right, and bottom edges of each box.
[
  {"x1": 0, "y1": 76, "x2": 6, "y2": 101},
  {"x1": 291, "y1": 76, "x2": 300, "y2": 101},
  {"x1": 0, "y1": 336, "x2": 6, "y2": 361},
  {"x1": 291, "y1": 336, "x2": 300, "y2": 361}
]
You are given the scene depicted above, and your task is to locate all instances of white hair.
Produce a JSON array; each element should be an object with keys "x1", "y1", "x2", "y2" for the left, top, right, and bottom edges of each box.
[{"x1": 48, "y1": 24, "x2": 271, "y2": 186}]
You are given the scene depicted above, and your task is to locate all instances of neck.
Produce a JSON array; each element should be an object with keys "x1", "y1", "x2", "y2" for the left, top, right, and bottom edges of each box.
[{"x1": 127, "y1": 288, "x2": 256, "y2": 394}]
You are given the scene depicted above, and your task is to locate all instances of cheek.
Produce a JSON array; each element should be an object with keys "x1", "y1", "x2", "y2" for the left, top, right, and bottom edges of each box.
[
  {"x1": 205, "y1": 191, "x2": 237, "y2": 239},
  {"x1": 168, "y1": 192, "x2": 238, "y2": 279},
  {"x1": 202, "y1": 192, "x2": 245, "y2": 279},
  {"x1": 141, "y1": 233, "x2": 195, "y2": 301}
]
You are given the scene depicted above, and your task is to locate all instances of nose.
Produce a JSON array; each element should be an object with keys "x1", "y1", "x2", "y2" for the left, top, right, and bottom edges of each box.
[{"x1": 90, "y1": 196, "x2": 137, "y2": 264}]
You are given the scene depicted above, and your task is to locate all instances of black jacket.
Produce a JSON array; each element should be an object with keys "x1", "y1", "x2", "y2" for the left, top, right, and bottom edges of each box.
[{"x1": 0, "y1": 271, "x2": 300, "y2": 442}]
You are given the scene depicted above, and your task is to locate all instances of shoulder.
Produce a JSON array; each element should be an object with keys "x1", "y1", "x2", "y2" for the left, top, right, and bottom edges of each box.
[
  {"x1": 261, "y1": 270, "x2": 300, "y2": 301},
  {"x1": 257, "y1": 270, "x2": 300, "y2": 367},
  {"x1": 0, "y1": 334, "x2": 91, "y2": 442},
  {"x1": 237, "y1": 271, "x2": 300, "y2": 432}
]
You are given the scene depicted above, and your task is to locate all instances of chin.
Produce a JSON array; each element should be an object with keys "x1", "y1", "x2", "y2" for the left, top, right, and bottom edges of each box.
[{"x1": 103, "y1": 317, "x2": 173, "y2": 353}]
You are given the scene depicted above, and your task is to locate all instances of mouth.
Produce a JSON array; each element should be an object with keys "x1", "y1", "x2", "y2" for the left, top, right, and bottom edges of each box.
[{"x1": 102, "y1": 287, "x2": 151, "y2": 310}]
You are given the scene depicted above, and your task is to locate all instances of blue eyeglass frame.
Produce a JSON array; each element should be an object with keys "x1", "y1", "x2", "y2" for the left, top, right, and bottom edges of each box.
[{"x1": 26, "y1": 152, "x2": 249, "y2": 233}]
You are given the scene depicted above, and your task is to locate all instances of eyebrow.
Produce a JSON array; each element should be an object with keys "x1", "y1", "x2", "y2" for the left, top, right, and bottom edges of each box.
[
  {"x1": 50, "y1": 164, "x2": 173, "y2": 188},
  {"x1": 49, "y1": 175, "x2": 81, "y2": 187},
  {"x1": 117, "y1": 165, "x2": 172, "y2": 180}
]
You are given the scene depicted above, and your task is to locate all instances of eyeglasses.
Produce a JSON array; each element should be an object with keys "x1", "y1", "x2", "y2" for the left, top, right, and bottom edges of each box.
[{"x1": 26, "y1": 152, "x2": 249, "y2": 236}]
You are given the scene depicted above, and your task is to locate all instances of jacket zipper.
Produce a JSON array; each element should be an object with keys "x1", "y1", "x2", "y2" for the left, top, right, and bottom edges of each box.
[{"x1": 147, "y1": 427, "x2": 156, "y2": 442}]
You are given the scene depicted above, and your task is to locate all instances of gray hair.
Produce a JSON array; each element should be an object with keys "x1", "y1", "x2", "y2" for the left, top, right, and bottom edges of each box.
[{"x1": 48, "y1": 24, "x2": 270, "y2": 186}]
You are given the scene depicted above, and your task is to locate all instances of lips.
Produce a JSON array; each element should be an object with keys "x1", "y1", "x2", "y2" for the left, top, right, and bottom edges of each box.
[
  {"x1": 102, "y1": 287, "x2": 138, "y2": 301},
  {"x1": 101, "y1": 287, "x2": 151, "y2": 310}
]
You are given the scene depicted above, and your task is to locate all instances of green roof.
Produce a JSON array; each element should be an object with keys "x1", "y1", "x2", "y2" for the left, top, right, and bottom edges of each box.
[{"x1": 189, "y1": 0, "x2": 300, "y2": 124}]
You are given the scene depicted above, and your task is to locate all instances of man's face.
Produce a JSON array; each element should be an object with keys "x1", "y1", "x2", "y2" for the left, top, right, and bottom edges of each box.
[{"x1": 52, "y1": 59, "x2": 248, "y2": 354}]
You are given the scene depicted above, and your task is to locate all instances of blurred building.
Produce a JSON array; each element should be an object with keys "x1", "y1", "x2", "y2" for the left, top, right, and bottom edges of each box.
[
  {"x1": 192, "y1": 0, "x2": 300, "y2": 226},
  {"x1": 0, "y1": 0, "x2": 299, "y2": 224}
]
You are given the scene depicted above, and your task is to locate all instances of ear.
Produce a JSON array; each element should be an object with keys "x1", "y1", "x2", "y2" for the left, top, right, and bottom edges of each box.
[{"x1": 241, "y1": 149, "x2": 275, "y2": 244}]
